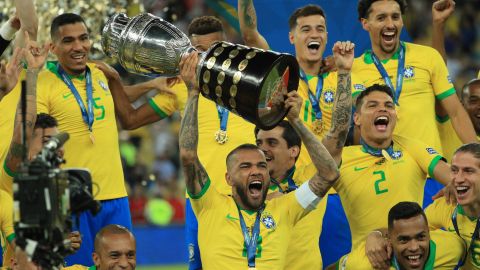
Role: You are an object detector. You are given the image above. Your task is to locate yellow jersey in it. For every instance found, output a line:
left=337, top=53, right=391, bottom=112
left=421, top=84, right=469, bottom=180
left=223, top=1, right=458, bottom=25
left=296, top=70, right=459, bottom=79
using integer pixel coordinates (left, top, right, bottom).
left=425, top=197, right=480, bottom=269
left=190, top=178, right=310, bottom=270
left=352, top=42, right=455, bottom=153
left=63, top=265, right=88, bottom=270
left=334, top=135, right=444, bottom=249
left=296, top=72, right=338, bottom=166
left=268, top=163, right=326, bottom=270
left=149, top=82, right=255, bottom=195
left=436, top=117, right=480, bottom=162
left=335, top=230, right=465, bottom=270
left=37, top=62, right=126, bottom=200
left=0, top=190, right=14, bottom=269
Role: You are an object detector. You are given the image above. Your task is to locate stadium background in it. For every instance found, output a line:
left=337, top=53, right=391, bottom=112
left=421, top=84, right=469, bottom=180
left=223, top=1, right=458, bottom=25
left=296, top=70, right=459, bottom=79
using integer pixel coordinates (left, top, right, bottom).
left=0, top=0, right=479, bottom=269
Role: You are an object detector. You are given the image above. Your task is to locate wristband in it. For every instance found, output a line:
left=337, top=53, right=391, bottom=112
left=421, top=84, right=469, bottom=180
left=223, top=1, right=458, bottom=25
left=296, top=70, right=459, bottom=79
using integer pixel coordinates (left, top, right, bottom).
left=0, top=19, right=18, bottom=41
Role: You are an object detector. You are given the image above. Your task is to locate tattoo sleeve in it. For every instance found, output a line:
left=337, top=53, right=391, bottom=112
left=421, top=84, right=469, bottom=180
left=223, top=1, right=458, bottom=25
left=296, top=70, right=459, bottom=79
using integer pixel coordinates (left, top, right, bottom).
left=290, top=118, right=339, bottom=197
left=179, top=93, right=210, bottom=196
left=240, top=0, right=257, bottom=29
left=323, top=70, right=352, bottom=163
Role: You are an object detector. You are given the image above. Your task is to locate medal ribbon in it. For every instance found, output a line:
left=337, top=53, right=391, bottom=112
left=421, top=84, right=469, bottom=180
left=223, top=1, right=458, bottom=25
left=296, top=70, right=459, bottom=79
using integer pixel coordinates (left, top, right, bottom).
left=270, top=166, right=298, bottom=193
left=451, top=206, right=480, bottom=269
left=217, top=105, right=229, bottom=132
left=57, top=64, right=94, bottom=131
left=370, top=42, right=405, bottom=105
left=299, top=69, right=324, bottom=120
left=238, top=206, right=263, bottom=268
left=360, top=138, right=395, bottom=160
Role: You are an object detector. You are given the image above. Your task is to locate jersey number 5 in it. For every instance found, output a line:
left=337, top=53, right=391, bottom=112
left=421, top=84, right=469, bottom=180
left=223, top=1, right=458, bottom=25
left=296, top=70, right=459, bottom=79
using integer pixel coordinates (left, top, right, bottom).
left=373, top=170, right=388, bottom=195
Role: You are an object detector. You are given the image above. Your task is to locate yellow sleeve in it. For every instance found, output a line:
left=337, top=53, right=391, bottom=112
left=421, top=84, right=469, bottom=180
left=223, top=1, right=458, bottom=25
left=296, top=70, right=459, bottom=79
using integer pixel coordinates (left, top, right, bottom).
left=0, top=163, right=14, bottom=195
left=394, top=135, right=445, bottom=177
left=63, top=265, right=88, bottom=270
left=0, top=190, right=15, bottom=243
left=429, top=48, right=456, bottom=100
left=147, top=81, right=188, bottom=118
left=189, top=177, right=223, bottom=216
left=424, top=198, right=453, bottom=231
left=335, top=244, right=376, bottom=270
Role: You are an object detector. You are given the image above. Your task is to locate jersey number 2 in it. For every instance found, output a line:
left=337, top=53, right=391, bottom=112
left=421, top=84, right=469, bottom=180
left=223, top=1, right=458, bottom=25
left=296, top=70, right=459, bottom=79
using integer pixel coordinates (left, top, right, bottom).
left=373, top=170, right=388, bottom=195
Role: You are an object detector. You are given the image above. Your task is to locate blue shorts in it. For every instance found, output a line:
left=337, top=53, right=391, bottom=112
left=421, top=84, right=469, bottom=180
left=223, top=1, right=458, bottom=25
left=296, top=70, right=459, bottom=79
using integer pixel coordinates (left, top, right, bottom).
left=64, top=197, right=132, bottom=266
left=423, top=177, right=444, bottom=208
left=185, top=198, right=202, bottom=270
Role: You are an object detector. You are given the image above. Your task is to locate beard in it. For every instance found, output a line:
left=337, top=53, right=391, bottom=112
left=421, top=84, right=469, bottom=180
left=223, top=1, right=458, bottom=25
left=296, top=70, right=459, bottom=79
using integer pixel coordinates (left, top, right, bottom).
left=234, top=183, right=268, bottom=211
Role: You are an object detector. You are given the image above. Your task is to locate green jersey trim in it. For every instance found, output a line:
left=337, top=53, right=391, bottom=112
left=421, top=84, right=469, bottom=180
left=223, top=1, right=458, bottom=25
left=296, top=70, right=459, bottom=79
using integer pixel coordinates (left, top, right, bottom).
left=187, top=177, right=211, bottom=199
left=436, top=87, right=456, bottom=101
left=428, top=155, right=444, bottom=178
left=148, top=98, right=168, bottom=119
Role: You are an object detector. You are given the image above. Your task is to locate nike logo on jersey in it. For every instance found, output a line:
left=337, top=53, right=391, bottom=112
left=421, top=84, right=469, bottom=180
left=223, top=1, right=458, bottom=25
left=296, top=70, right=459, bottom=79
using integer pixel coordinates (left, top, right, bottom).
left=226, top=214, right=239, bottom=221
left=354, top=166, right=368, bottom=171
left=62, top=92, right=72, bottom=99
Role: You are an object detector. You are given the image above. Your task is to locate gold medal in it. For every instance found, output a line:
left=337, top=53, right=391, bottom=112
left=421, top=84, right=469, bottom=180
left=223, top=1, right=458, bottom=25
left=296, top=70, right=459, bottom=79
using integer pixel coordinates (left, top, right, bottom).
left=89, top=131, right=95, bottom=144
left=214, top=130, right=228, bottom=144
left=312, top=119, right=324, bottom=135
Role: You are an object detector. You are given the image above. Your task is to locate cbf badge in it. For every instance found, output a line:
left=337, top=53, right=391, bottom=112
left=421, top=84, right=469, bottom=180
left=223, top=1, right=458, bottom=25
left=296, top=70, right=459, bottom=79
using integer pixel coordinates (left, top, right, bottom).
left=261, top=212, right=276, bottom=231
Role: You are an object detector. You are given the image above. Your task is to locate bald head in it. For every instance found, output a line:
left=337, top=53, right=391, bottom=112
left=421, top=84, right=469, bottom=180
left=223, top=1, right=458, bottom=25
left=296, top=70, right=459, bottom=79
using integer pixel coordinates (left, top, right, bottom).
left=93, top=225, right=136, bottom=270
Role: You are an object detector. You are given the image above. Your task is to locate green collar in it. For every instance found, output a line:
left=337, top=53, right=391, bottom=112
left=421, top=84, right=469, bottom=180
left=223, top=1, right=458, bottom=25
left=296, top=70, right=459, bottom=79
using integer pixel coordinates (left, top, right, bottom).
left=456, top=204, right=478, bottom=221
left=46, top=61, right=86, bottom=81
left=363, top=41, right=405, bottom=64
left=88, top=266, right=96, bottom=270
left=391, top=239, right=436, bottom=270
left=269, top=166, right=296, bottom=191
left=305, top=72, right=329, bottom=81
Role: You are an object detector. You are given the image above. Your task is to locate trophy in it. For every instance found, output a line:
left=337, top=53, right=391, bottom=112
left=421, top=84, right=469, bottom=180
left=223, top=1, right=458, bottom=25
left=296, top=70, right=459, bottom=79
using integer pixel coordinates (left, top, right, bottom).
left=102, top=13, right=299, bottom=130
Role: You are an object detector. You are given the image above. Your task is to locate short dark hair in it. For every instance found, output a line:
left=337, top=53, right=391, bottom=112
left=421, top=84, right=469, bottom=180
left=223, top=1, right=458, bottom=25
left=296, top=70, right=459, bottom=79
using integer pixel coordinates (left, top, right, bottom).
left=357, top=0, right=407, bottom=20
left=226, top=143, right=262, bottom=168
left=388, top=202, right=427, bottom=231
left=254, top=120, right=302, bottom=150
left=188, top=16, right=224, bottom=36
left=355, top=84, right=394, bottom=110
left=34, top=113, right=58, bottom=129
left=288, top=5, right=326, bottom=30
left=94, top=224, right=133, bottom=251
left=454, top=143, right=480, bottom=161
left=50, top=13, right=87, bottom=40
left=461, top=78, right=480, bottom=102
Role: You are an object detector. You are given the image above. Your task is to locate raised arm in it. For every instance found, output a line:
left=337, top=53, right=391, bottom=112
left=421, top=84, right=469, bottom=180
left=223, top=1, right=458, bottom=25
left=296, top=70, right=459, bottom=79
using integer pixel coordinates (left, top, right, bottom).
left=14, top=0, right=38, bottom=47
left=286, top=92, right=339, bottom=198
left=178, top=52, right=209, bottom=196
left=322, top=41, right=355, bottom=165
left=238, top=0, right=270, bottom=50
left=5, top=34, right=49, bottom=172
left=123, top=77, right=177, bottom=102
left=431, top=0, right=455, bottom=63
left=95, top=62, right=164, bottom=130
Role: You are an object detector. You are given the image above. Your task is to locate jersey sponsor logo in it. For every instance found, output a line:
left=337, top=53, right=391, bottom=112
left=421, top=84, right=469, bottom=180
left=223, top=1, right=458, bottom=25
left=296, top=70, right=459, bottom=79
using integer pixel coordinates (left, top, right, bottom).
left=62, top=92, right=72, bottom=99
left=354, top=84, right=366, bottom=91
left=354, top=166, right=368, bottom=171
left=226, top=213, right=239, bottom=221
left=99, top=80, right=108, bottom=91
left=426, top=148, right=438, bottom=155
left=403, top=66, right=415, bottom=79
left=260, top=212, right=276, bottom=230
left=391, top=150, right=403, bottom=160
left=323, top=90, right=335, bottom=104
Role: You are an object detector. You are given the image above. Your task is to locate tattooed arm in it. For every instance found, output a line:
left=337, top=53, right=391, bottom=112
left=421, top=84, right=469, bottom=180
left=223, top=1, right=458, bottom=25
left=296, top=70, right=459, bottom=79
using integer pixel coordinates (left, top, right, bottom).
left=238, top=0, right=269, bottom=50
left=286, top=92, right=339, bottom=198
left=5, top=36, right=48, bottom=172
left=178, top=52, right=210, bottom=196
left=322, top=41, right=355, bottom=165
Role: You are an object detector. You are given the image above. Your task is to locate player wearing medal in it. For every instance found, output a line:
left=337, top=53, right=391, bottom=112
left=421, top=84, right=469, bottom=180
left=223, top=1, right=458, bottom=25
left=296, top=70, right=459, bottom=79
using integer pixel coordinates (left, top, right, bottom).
left=254, top=40, right=353, bottom=270
left=99, top=16, right=255, bottom=270
left=327, top=202, right=466, bottom=270
left=178, top=46, right=339, bottom=269
left=36, top=13, right=131, bottom=266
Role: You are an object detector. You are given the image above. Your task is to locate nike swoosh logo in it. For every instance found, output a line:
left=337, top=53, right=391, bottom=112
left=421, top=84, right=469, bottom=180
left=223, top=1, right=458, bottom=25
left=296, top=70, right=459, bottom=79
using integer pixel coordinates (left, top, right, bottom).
left=226, top=214, right=239, bottom=221
left=354, top=166, right=368, bottom=171
left=63, top=92, right=72, bottom=99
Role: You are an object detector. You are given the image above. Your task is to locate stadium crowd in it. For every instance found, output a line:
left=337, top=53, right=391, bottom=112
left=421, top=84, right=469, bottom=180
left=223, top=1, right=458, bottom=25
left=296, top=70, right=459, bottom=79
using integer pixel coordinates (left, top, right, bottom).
left=0, top=0, right=480, bottom=269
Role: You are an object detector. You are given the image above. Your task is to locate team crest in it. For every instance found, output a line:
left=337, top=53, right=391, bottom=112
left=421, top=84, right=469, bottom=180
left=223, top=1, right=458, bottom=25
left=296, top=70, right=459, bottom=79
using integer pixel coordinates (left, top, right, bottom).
left=323, top=90, right=335, bottom=104
left=403, top=66, right=415, bottom=79
left=188, top=244, right=195, bottom=262
left=98, top=80, right=108, bottom=91
left=261, top=212, right=276, bottom=230
left=391, top=150, right=403, bottom=160
left=354, top=84, right=366, bottom=91
left=426, top=148, right=438, bottom=155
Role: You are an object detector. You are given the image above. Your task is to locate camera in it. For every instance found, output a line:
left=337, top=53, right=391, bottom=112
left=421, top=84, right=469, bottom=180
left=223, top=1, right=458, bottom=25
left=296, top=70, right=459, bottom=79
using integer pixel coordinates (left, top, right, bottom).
left=13, top=132, right=101, bottom=270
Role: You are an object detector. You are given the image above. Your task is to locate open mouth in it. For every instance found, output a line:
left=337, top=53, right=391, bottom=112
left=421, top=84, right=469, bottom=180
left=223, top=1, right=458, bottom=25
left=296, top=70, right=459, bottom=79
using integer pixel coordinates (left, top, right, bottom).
left=248, top=180, right=263, bottom=198
left=381, top=30, right=396, bottom=44
left=374, top=116, right=389, bottom=132
left=405, top=254, right=422, bottom=267
left=456, top=186, right=470, bottom=198
left=71, top=53, right=86, bottom=61
left=307, top=41, right=320, bottom=54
